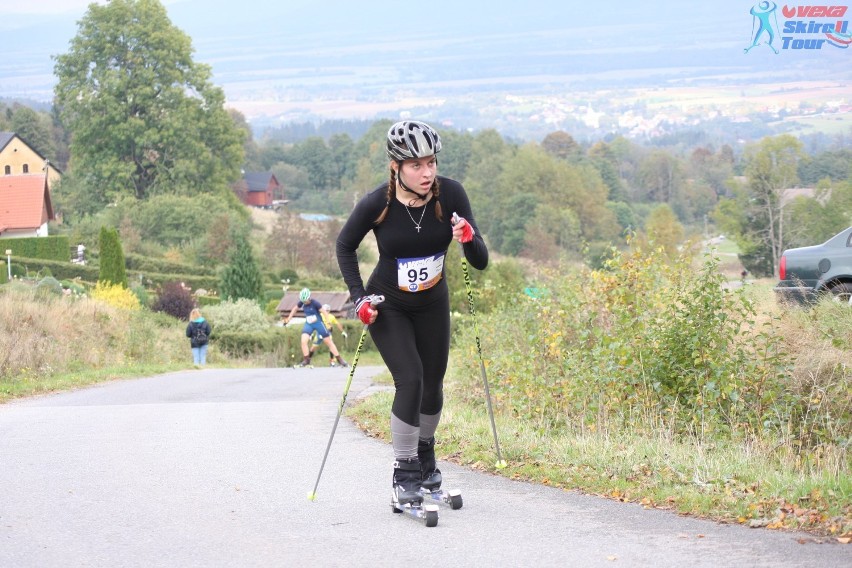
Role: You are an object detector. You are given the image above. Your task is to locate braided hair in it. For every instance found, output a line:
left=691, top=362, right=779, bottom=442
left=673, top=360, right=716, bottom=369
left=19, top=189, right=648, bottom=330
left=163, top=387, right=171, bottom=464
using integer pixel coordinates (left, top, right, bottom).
left=373, top=165, right=443, bottom=225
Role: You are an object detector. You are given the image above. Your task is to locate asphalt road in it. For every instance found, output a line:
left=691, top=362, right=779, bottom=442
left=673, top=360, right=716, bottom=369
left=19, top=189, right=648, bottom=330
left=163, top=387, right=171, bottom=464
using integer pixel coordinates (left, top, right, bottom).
left=0, top=367, right=848, bottom=568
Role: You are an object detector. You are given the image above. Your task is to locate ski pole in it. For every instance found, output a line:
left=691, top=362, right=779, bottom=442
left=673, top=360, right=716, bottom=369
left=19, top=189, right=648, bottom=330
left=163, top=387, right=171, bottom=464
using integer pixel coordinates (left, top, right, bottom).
left=308, top=295, right=384, bottom=501
left=452, top=213, right=507, bottom=470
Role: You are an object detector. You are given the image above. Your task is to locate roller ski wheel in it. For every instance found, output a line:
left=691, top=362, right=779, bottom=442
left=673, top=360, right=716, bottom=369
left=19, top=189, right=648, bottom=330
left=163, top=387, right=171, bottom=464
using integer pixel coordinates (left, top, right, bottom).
left=391, top=497, right=439, bottom=527
left=420, top=487, right=463, bottom=510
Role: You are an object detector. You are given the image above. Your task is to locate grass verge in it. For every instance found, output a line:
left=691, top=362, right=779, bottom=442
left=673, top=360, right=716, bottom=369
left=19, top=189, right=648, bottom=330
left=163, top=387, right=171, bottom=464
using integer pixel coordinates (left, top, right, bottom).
left=348, top=385, right=852, bottom=542
left=0, top=363, right=189, bottom=403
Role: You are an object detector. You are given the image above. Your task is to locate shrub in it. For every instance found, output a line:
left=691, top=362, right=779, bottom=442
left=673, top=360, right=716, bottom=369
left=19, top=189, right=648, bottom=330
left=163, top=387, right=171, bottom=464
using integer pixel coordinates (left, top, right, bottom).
left=150, top=281, right=196, bottom=320
left=35, top=276, right=64, bottom=297
left=205, top=298, right=269, bottom=333
left=130, top=284, right=150, bottom=308
left=91, top=281, right=141, bottom=310
left=60, top=279, right=86, bottom=296
left=265, top=298, right=281, bottom=316
left=454, top=245, right=793, bottom=443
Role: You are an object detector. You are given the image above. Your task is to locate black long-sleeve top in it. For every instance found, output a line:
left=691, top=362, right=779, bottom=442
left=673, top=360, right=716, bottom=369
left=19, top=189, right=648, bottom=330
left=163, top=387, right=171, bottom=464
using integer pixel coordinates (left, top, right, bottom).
left=336, top=176, right=488, bottom=306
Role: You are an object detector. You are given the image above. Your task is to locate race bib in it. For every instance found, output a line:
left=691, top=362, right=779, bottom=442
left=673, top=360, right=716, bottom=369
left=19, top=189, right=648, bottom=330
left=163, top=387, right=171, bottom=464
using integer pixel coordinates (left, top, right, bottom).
left=397, top=253, right=445, bottom=292
left=306, top=314, right=317, bottom=323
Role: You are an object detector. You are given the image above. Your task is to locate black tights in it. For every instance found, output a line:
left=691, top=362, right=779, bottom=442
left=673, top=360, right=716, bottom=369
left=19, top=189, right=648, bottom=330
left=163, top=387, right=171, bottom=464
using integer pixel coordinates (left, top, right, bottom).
left=368, top=290, right=450, bottom=427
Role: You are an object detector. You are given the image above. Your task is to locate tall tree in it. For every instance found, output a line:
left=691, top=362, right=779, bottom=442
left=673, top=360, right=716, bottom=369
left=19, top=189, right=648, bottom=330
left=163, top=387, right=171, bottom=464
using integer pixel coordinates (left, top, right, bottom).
left=742, top=135, right=804, bottom=277
left=98, top=226, right=128, bottom=288
left=219, top=231, right=263, bottom=302
left=53, top=0, right=244, bottom=207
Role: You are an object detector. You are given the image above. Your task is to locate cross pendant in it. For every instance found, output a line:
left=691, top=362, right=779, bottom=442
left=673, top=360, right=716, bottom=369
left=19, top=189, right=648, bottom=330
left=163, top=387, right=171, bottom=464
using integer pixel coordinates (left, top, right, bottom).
left=416, top=226, right=421, bottom=233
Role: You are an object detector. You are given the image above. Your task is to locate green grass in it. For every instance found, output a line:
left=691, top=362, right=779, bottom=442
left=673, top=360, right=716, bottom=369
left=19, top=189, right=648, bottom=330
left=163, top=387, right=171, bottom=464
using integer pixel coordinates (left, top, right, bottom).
left=348, top=386, right=852, bottom=538
left=0, top=363, right=189, bottom=403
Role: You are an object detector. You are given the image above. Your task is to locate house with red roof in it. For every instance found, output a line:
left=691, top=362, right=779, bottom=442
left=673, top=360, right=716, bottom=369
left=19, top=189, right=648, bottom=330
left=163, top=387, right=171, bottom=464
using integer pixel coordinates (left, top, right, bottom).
left=0, top=174, right=55, bottom=237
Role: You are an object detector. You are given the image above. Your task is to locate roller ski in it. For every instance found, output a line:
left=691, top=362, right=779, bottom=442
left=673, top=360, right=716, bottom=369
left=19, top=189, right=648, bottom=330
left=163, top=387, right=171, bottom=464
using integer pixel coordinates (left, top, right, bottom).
left=418, top=437, right=463, bottom=510
left=420, top=487, right=463, bottom=510
left=294, top=355, right=314, bottom=369
left=390, top=458, right=439, bottom=527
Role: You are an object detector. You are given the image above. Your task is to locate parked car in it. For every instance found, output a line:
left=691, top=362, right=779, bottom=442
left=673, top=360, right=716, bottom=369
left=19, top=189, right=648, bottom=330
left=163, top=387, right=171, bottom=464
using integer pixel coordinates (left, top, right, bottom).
left=774, top=226, right=852, bottom=306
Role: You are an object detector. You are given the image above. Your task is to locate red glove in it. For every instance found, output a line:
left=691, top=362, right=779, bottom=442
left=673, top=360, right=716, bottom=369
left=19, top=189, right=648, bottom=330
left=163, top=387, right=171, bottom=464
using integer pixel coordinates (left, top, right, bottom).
left=452, top=213, right=475, bottom=243
left=356, top=296, right=377, bottom=324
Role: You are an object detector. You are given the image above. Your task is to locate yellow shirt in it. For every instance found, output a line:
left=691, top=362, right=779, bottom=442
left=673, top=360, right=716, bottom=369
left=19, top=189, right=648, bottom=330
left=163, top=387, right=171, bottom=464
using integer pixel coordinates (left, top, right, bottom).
left=321, top=312, right=339, bottom=330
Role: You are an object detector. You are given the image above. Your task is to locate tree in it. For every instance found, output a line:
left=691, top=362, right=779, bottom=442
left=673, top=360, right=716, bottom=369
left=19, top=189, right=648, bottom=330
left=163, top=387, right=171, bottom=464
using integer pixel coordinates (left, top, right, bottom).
left=53, top=0, right=245, bottom=208
left=8, top=105, right=56, bottom=160
left=541, top=131, right=581, bottom=161
left=98, top=226, right=128, bottom=288
left=219, top=231, right=263, bottom=302
left=742, top=134, right=805, bottom=277
left=643, top=204, right=684, bottom=257
left=588, top=141, right=627, bottom=202
left=636, top=150, right=685, bottom=205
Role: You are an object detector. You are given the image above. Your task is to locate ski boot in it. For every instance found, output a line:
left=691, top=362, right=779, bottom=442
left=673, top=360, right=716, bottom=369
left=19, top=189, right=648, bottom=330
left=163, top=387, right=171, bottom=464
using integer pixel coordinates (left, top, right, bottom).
left=296, top=355, right=313, bottom=368
left=335, top=355, right=349, bottom=368
left=392, top=458, right=424, bottom=506
left=418, top=437, right=442, bottom=491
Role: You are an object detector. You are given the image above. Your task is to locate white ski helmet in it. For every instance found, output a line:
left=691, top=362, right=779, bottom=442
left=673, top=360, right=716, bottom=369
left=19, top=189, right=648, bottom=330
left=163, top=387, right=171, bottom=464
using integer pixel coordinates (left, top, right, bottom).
left=386, top=120, right=442, bottom=162
left=299, top=288, right=311, bottom=302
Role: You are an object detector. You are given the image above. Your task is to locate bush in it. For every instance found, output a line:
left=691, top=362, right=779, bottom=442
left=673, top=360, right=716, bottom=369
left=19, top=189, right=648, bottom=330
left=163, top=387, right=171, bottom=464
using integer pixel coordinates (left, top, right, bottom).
left=35, top=276, right=64, bottom=297
left=204, top=298, right=269, bottom=333
left=91, top=282, right=141, bottom=310
left=150, top=281, right=196, bottom=320
left=61, top=279, right=86, bottom=296
left=455, top=245, right=792, bottom=442
left=213, top=328, right=296, bottom=359
left=130, top=284, right=150, bottom=308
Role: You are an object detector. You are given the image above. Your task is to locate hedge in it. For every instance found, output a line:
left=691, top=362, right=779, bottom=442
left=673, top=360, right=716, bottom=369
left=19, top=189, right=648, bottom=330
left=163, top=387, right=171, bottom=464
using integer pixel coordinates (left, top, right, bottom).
left=213, top=323, right=378, bottom=360
left=124, top=253, right=218, bottom=277
left=0, top=235, right=70, bottom=261
left=7, top=257, right=220, bottom=291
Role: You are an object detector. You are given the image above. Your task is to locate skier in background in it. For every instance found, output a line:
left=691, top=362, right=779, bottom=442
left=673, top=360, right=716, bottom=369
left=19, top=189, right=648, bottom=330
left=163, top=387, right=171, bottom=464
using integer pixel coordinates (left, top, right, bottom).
left=284, top=288, right=347, bottom=367
left=308, top=304, right=348, bottom=366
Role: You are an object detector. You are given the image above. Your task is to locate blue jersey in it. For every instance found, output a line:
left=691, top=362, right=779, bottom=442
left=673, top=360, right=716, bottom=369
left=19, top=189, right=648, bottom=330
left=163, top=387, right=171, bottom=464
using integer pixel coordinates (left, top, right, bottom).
left=300, top=299, right=329, bottom=338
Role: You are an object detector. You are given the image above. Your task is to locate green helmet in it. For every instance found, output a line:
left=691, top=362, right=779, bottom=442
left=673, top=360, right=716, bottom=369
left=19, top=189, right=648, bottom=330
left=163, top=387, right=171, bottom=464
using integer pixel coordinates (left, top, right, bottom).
left=299, top=288, right=311, bottom=302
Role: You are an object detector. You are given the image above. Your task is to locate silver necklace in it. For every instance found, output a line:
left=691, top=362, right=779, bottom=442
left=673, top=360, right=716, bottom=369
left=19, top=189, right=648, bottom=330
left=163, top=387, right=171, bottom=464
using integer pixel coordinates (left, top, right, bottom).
left=404, top=202, right=427, bottom=233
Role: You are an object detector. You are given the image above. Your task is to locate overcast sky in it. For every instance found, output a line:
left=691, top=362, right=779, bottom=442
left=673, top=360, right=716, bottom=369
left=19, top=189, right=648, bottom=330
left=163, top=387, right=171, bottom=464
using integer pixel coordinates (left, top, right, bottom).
left=0, top=0, right=183, bottom=15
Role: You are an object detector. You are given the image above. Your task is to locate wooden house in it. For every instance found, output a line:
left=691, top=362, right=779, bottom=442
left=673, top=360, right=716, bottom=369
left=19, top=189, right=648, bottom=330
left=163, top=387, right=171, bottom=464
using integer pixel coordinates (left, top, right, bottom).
left=232, top=172, right=281, bottom=208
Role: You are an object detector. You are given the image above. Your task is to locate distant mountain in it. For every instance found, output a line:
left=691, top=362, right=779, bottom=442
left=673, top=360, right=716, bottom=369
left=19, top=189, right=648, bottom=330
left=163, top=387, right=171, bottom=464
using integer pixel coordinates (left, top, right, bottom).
left=2, top=0, right=850, bottom=140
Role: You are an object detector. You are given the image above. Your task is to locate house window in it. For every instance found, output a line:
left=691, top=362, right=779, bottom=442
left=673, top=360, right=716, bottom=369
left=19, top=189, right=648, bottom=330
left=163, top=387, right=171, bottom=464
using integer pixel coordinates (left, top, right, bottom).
left=23, top=164, right=29, bottom=173
left=3, top=165, right=9, bottom=175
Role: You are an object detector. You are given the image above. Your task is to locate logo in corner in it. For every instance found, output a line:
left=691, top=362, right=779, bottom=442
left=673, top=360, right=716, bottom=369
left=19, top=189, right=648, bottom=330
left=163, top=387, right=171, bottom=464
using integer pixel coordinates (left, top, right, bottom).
left=745, top=1, right=781, bottom=53
left=746, top=3, right=851, bottom=53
